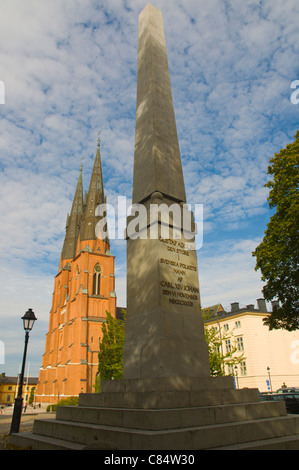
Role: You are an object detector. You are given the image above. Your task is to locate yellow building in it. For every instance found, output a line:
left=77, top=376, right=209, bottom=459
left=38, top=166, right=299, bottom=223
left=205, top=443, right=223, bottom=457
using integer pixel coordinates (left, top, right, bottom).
left=0, top=373, right=38, bottom=406
left=204, top=299, right=299, bottom=392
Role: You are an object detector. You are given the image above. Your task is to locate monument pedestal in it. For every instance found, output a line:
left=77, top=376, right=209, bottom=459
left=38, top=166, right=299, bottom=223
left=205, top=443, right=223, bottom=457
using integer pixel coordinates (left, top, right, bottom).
left=99, top=375, right=234, bottom=409
left=123, top=198, right=210, bottom=380
left=10, top=377, right=299, bottom=450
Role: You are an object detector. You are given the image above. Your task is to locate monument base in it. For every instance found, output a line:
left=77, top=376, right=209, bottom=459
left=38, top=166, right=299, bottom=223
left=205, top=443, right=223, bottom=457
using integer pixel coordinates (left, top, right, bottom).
left=97, top=375, right=234, bottom=409
left=10, top=376, right=299, bottom=450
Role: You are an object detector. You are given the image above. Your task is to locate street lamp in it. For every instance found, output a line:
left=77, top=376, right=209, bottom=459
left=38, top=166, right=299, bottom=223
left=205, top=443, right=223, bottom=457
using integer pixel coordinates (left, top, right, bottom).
left=10, top=308, right=37, bottom=434
left=267, top=366, right=273, bottom=392
left=234, top=365, right=239, bottom=389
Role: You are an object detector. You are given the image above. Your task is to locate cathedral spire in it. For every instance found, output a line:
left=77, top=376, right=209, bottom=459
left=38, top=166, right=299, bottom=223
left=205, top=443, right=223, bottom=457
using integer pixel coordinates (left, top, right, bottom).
left=61, top=165, right=83, bottom=261
left=80, top=138, right=106, bottom=242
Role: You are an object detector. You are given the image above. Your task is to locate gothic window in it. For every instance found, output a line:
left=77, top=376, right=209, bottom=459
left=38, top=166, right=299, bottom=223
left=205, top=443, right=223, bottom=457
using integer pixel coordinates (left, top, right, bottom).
left=93, top=264, right=101, bottom=295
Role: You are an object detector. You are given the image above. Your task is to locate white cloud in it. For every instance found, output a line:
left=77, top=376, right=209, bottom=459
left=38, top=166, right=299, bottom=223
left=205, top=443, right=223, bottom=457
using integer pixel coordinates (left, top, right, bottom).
left=198, top=237, right=266, bottom=309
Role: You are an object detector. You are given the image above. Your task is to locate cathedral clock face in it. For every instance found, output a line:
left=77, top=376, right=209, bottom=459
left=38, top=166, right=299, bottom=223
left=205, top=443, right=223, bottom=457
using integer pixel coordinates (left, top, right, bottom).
left=94, top=265, right=101, bottom=273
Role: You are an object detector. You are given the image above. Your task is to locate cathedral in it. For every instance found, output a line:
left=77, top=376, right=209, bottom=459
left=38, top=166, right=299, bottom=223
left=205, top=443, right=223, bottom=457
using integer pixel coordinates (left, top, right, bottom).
left=36, top=138, right=116, bottom=404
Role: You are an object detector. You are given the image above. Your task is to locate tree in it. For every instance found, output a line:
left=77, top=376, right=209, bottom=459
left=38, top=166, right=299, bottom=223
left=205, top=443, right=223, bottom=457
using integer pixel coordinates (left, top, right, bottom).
left=96, top=311, right=126, bottom=390
left=28, top=387, right=35, bottom=405
left=252, top=131, right=299, bottom=331
left=201, top=306, right=244, bottom=376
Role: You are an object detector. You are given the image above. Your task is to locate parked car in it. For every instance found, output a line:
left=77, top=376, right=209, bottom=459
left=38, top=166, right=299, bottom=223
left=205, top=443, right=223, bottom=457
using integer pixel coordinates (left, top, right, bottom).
left=260, top=392, right=299, bottom=414
left=276, top=387, right=299, bottom=394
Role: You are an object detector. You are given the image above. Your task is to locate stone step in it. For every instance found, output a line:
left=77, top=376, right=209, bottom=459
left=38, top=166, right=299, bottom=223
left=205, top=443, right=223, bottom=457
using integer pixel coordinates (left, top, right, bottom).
left=100, top=375, right=234, bottom=393
left=20, top=414, right=299, bottom=450
left=11, top=428, right=299, bottom=451
left=212, top=434, right=299, bottom=450
left=78, top=387, right=261, bottom=409
left=56, top=400, right=287, bottom=431
left=10, top=431, right=84, bottom=450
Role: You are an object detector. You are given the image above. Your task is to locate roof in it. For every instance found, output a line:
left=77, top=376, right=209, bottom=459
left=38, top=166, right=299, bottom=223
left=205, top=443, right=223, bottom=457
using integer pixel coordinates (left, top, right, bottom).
left=203, top=307, right=268, bottom=324
left=0, top=374, right=38, bottom=385
left=201, top=304, right=225, bottom=317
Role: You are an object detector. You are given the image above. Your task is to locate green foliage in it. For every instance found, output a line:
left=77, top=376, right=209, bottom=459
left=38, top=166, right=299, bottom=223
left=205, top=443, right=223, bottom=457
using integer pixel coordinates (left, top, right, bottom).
left=28, top=387, right=35, bottom=405
left=56, top=396, right=79, bottom=407
left=201, top=307, right=244, bottom=376
left=46, top=396, right=78, bottom=412
left=46, top=404, right=55, bottom=412
left=253, top=131, right=299, bottom=330
left=97, top=310, right=126, bottom=387
left=94, top=372, right=101, bottom=393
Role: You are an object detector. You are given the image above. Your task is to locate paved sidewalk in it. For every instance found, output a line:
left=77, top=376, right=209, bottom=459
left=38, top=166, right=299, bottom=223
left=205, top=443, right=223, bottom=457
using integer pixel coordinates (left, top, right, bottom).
left=0, top=412, right=56, bottom=449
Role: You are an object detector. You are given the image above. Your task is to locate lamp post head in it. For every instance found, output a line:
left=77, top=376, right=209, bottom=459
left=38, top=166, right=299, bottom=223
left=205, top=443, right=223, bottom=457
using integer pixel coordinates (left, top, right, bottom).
left=22, top=308, right=37, bottom=332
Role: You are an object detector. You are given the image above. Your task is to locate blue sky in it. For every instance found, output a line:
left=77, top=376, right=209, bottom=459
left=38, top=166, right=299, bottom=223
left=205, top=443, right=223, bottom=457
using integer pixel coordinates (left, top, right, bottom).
left=0, top=0, right=299, bottom=376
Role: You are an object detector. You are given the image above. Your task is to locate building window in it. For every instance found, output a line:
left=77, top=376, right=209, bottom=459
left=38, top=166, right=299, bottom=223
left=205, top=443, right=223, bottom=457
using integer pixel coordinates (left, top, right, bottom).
left=235, top=320, right=241, bottom=328
left=93, top=264, right=101, bottom=295
left=237, top=336, right=244, bottom=351
left=240, top=361, right=247, bottom=376
left=225, top=339, right=231, bottom=353
left=223, top=324, right=229, bottom=332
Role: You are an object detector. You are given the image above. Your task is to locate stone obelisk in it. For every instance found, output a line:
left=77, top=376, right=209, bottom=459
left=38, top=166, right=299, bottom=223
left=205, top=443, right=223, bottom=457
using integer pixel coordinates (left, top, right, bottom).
left=132, top=4, right=186, bottom=205
left=122, top=3, right=210, bottom=381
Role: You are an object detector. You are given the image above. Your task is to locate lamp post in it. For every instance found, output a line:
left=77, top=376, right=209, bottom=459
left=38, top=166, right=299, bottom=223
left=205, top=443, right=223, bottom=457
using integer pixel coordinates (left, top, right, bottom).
left=10, top=308, right=37, bottom=434
left=267, top=366, right=273, bottom=392
left=234, top=365, right=239, bottom=389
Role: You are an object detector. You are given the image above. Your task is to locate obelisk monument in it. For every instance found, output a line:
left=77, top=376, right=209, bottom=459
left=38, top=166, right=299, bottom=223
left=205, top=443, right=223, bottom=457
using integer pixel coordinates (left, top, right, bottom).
left=122, top=3, right=210, bottom=381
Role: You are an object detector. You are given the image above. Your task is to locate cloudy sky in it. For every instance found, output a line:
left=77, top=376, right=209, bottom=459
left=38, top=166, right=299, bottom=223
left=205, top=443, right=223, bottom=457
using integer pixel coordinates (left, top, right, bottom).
left=0, top=0, right=298, bottom=376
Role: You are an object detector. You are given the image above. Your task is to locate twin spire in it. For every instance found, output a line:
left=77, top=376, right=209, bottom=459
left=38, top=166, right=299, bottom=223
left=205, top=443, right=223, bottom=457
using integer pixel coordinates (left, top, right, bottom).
left=60, top=137, right=107, bottom=262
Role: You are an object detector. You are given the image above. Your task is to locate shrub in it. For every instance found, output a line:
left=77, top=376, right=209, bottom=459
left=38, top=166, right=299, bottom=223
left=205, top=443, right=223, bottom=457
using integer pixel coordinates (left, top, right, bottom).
left=46, top=396, right=79, bottom=412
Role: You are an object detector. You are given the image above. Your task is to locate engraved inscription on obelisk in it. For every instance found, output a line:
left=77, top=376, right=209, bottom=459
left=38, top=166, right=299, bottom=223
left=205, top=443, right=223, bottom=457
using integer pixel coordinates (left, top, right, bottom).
left=122, top=4, right=210, bottom=380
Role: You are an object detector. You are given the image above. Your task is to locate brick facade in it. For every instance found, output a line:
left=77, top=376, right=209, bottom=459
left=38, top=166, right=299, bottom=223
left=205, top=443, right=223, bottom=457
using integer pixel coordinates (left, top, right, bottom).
left=36, top=142, right=116, bottom=404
